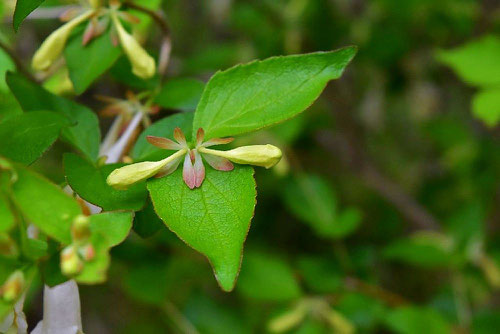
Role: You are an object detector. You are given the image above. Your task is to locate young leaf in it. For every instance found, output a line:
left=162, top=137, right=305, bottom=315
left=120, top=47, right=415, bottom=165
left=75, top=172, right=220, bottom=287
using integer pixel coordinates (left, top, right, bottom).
left=65, top=29, right=122, bottom=94
left=384, top=307, right=451, bottom=334
left=237, top=251, right=302, bottom=301
left=133, top=199, right=163, bottom=238
left=192, top=47, right=357, bottom=139
left=132, top=112, right=194, bottom=161
left=11, top=165, right=81, bottom=244
left=154, top=78, right=205, bottom=112
left=0, top=111, right=69, bottom=165
left=283, top=174, right=360, bottom=239
left=437, top=35, right=500, bottom=87
left=472, top=87, right=500, bottom=127
left=64, top=153, right=147, bottom=211
left=147, top=166, right=256, bottom=292
left=6, top=72, right=101, bottom=160
left=13, top=0, right=45, bottom=31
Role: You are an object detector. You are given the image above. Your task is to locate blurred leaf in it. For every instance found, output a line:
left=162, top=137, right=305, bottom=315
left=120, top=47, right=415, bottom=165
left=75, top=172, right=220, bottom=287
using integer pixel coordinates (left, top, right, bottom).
left=154, top=78, right=205, bottom=112
left=192, top=47, right=357, bottom=139
left=437, top=35, right=500, bottom=87
left=110, top=56, right=160, bottom=90
left=0, top=111, right=69, bottom=165
left=472, top=87, right=500, bottom=127
left=184, top=295, right=251, bottom=334
left=472, top=310, right=500, bottom=334
left=336, top=293, right=386, bottom=331
left=132, top=112, right=193, bottom=161
left=65, top=29, right=122, bottom=94
left=297, top=256, right=342, bottom=293
left=0, top=49, right=15, bottom=92
left=132, top=199, right=163, bottom=238
left=13, top=0, right=44, bottom=31
left=6, top=72, right=101, bottom=160
left=148, top=166, right=256, bottom=292
left=384, top=307, right=451, bottom=334
left=237, top=251, right=301, bottom=301
left=11, top=165, right=81, bottom=244
left=123, top=262, right=169, bottom=305
left=383, top=233, right=453, bottom=268
left=0, top=193, right=15, bottom=232
left=284, top=174, right=360, bottom=239
left=64, top=153, right=147, bottom=211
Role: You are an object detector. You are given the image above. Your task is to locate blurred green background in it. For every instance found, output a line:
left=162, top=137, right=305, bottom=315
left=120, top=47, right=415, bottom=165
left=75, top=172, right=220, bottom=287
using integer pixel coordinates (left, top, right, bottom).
left=1, top=0, right=499, bottom=333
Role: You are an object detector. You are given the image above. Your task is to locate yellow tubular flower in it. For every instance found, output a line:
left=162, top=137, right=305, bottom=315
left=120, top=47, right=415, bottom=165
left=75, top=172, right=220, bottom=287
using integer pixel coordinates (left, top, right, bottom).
left=32, top=10, right=95, bottom=71
left=198, top=144, right=282, bottom=169
left=111, top=13, right=156, bottom=79
left=107, top=149, right=187, bottom=189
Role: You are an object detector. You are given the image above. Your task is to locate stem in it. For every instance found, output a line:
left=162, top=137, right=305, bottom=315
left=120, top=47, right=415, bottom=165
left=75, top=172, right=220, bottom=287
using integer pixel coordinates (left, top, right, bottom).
left=452, top=272, right=471, bottom=330
left=344, top=277, right=408, bottom=307
left=163, top=301, right=200, bottom=334
left=0, top=40, right=38, bottom=83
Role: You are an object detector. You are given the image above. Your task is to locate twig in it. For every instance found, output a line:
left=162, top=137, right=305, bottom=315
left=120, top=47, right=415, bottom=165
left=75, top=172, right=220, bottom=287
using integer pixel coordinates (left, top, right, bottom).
left=163, top=301, right=200, bottom=334
left=344, top=277, right=408, bottom=307
left=317, top=84, right=441, bottom=231
left=0, top=40, right=38, bottom=83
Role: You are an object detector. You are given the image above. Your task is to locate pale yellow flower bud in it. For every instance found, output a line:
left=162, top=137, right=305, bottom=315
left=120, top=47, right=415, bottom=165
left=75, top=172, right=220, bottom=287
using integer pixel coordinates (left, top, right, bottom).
left=60, top=246, right=84, bottom=277
left=71, top=215, right=91, bottom=243
left=107, top=149, right=186, bottom=189
left=199, top=144, right=282, bottom=169
left=32, top=10, right=95, bottom=71
left=88, top=0, right=101, bottom=9
left=111, top=13, right=156, bottom=79
left=0, top=271, right=25, bottom=303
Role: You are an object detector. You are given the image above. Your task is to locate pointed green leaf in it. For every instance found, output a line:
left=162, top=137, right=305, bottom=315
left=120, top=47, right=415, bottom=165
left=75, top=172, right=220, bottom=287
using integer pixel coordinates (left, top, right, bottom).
left=10, top=166, right=81, bottom=244
left=65, top=30, right=122, bottom=94
left=0, top=111, right=69, bottom=164
left=147, top=166, right=256, bottom=291
left=89, top=211, right=134, bottom=248
left=192, top=47, right=357, bottom=139
left=64, top=153, right=147, bottom=211
left=13, top=0, right=45, bottom=31
left=6, top=72, right=101, bottom=160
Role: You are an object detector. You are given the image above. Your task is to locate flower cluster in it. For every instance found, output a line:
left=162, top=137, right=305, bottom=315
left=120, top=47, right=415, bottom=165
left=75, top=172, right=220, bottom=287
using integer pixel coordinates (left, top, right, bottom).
left=107, top=127, right=282, bottom=189
left=32, top=0, right=156, bottom=79
left=60, top=216, right=95, bottom=277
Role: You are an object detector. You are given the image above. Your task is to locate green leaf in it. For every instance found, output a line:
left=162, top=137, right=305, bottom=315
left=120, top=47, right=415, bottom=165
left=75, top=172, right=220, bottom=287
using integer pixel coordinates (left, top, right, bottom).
left=192, top=47, right=357, bottom=139
left=0, top=49, right=15, bottom=92
left=237, top=251, right=301, bottom=301
left=472, top=87, right=500, bottom=127
left=283, top=174, right=360, bottom=239
left=383, top=233, right=453, bottom=268
left=89, top=211, right=134, bottom=248
left=297, top=256, right=342, bottom=294
left=133, top=199, right=163, bottom=238
left=110, top=56, right=160, bottom=90
left=0, top=193, right=15, bottom=232
left=154, top=78, right=205, bottom=111
left=10, top=165, right=81, bottom=244
left=13, top=0, right=45, bottom=31
left=75, top=233, right=110, bottom=284
left=6, top=72, right=101, bottom=160
left=437, top=35, right=500, bottom=87
left=65, top=29, right=122, bottom=94
left=64, top=153, right=147, bottom=211
left=147, top=166, right=256, bottom=292
left=384, top=307, right=451, bottom=334
left=132, top=112, right=194, bottom=161
left=0, top=111, right=69, bottom=165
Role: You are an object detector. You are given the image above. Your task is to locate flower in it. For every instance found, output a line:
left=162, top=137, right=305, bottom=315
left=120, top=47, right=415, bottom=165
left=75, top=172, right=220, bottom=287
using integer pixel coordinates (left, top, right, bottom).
left=107, top=127, right=282, bottom=190
left=0, top=271, right=25, bottom=303
left=32, top=10, right=96, bottom=71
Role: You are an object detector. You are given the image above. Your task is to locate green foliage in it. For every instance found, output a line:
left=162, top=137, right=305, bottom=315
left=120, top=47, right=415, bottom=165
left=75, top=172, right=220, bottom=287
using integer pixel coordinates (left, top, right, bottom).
left=154, top=78, right=205, bottom=111
left=437, top=35, right=500, bottom=126
left=384, top=307, right=451, bottom=334
left=0, top=111, right=69, bottom=164
left=6, top=73, right=100, bottom=160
